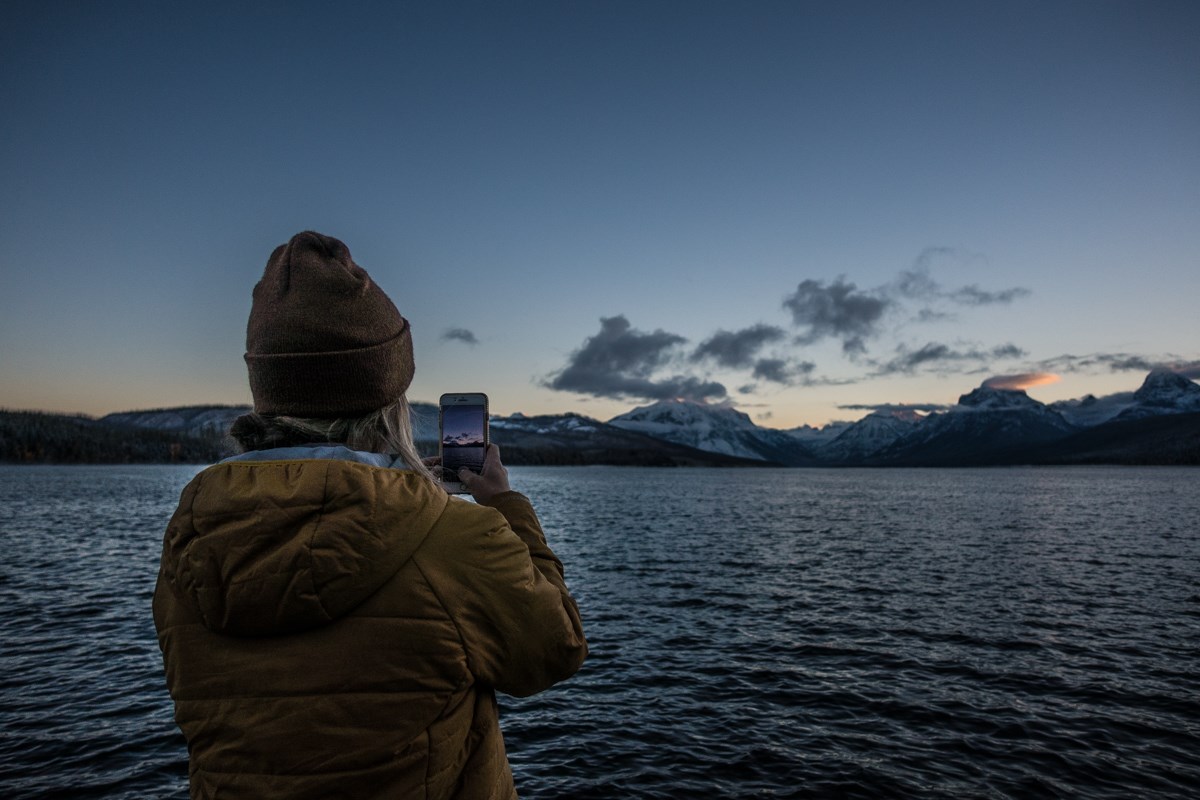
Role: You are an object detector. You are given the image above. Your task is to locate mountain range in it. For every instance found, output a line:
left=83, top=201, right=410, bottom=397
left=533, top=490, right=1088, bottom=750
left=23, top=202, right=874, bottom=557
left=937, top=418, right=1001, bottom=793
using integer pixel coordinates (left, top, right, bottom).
left=600, top=369, right=1199, bottom=467
left=4, top=370, right=1197, bottom=466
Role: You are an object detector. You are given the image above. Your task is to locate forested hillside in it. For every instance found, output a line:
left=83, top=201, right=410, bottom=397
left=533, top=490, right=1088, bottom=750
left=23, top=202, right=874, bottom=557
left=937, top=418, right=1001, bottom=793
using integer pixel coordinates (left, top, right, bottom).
left=0, top=410, right=228, bottom=464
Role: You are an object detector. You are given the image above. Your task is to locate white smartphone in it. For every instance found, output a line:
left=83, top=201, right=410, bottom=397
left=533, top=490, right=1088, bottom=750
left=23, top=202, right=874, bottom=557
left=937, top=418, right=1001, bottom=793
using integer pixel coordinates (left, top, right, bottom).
left=438, top=393, right=489, bottom=494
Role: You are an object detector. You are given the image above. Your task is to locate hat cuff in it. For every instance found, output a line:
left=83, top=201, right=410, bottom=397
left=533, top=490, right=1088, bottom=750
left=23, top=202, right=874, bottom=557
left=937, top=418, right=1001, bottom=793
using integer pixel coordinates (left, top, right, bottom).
left=245, top=326, right=414, bottom=417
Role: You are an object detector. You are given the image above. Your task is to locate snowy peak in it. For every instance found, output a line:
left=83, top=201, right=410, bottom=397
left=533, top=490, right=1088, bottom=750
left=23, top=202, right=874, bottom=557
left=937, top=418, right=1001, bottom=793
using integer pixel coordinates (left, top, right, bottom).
left=818, top=409, right=923, bottom=461
left=611, top=399, right=758, bottom=431
left=956, top=386, right=1043, bottom=411
left=1132, top=369, right=1200, bottom=409
left=609, top=399, right=812, bottom=465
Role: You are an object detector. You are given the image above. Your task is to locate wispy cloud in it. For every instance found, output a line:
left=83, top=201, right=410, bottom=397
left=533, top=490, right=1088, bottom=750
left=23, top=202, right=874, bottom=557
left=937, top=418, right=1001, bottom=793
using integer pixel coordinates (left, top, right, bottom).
left=1035, top=353, right=1200, bottom=381
left=895, top=247, right=1030, bottom=308
left=838, top=402, right=951, bottom=413
left=950, top=285, right=1032, bottom=306
left=441, top=327, right=479, bottom=346
left=544, top=315, right=726, bottom=402
left=1039, top=352, right=1170, bottom=374
left=873, top=341, right=1026, bottom=375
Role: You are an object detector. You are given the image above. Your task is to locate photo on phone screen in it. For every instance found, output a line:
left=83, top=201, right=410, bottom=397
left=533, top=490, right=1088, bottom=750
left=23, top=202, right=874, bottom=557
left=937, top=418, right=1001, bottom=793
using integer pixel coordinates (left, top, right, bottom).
left=439, top=394, right=488, bottom=491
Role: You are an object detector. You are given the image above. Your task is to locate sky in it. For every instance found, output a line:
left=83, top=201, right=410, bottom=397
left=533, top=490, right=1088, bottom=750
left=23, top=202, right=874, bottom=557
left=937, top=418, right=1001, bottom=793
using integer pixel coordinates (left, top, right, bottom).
left=1, top=0, right=1197, bottom=428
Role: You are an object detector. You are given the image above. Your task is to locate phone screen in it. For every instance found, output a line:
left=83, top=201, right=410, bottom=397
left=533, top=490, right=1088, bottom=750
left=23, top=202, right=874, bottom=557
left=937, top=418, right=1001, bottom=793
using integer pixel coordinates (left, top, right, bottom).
left=440, top=402, right=487, bottom=478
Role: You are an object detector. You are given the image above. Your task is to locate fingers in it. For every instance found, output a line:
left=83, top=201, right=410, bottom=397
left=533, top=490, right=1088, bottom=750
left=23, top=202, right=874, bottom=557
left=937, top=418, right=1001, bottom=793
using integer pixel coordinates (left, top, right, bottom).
left=422, top=456, right=442, bottom=468
left=455, top=445, right=511, bottom=502
left=457, top=466, right=477, bottom=487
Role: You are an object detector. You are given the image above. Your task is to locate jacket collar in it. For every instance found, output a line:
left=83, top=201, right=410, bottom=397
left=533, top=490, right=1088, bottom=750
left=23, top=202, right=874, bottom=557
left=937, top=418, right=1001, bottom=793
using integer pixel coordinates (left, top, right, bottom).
left=220, top=444, right=407, bottom=469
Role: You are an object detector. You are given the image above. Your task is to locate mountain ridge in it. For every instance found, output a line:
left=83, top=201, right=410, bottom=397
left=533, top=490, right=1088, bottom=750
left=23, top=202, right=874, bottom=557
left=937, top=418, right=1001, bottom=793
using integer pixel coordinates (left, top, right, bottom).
left=4, top=370, right=1196, bottom=465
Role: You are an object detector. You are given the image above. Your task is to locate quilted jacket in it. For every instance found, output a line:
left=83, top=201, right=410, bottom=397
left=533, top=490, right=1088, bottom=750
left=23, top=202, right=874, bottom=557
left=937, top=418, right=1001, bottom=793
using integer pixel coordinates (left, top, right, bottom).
left=153, top=446, right=587, bottom=799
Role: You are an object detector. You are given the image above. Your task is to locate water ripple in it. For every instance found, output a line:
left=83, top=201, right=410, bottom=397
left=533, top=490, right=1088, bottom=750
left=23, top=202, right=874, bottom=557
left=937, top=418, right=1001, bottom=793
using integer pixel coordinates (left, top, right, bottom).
left=2, top=465, right=1198, bottom=798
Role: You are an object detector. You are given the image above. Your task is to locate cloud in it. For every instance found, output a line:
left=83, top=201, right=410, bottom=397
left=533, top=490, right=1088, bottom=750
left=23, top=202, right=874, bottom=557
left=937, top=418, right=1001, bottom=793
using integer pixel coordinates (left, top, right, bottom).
left=783, top=277, right=891, bottom=355
left=780, top=249, right=1030, bottom=360
left=1039, top=352, right=1167, bottom=374
left=982, top=372, right=1062, bottom=390
left=752, top=358, right=816, bottom=385
left=691, top=324, right=786, bottom=368
left=544, top=315, right=726, bottom=401
left=1171, top=361, right=1200, bottom=380
left=916, top=308, right=957, bottom=323
left=894, top=247, right=1030, bottom=308
left=838, top=402, right=951, bottom=413
left=990, top=343, right=1025, bottom=359
left=441, top=327, right=479, bottom=346
left=875, top=341, right=1026, bottom=375
left=950, top=285, right=1032, bottom=306
left=1036, top=353, right=1200, bottom=381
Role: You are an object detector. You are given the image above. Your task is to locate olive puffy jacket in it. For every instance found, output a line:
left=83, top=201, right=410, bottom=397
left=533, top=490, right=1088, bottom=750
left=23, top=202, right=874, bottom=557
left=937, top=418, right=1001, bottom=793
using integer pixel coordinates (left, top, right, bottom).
left=153, top=447, right=587, bottom=799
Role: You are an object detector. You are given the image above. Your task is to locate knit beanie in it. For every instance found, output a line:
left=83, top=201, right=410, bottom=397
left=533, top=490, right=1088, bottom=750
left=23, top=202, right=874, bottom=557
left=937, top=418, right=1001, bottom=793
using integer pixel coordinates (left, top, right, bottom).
left=244, top=231, right=415, bottom=417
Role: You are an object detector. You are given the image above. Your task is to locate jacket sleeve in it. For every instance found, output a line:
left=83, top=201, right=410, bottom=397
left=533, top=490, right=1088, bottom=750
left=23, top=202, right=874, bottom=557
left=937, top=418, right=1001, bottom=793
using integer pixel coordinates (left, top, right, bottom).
left=419, top=491, right=587, bottom=697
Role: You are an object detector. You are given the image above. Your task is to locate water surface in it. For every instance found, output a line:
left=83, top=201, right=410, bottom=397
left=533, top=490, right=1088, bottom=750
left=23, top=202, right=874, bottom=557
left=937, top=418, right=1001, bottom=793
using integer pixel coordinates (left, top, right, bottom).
left=1, top=465, right=1197, bottom=798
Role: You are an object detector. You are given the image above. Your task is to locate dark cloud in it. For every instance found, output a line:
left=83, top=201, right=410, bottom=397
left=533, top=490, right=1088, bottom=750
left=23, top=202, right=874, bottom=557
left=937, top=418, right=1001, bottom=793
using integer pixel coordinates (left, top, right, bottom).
left=990, top=343, right=1025, bottom=359
left=875, top=341, right=1026, bottom=375
left=691, top=324, right=786, bottom=368
left=752, top=358, right=816, bottom=385
left=783, top=278, right=890, bottom=355
left=441, top=327, right=479, bottom=346
left=544, top=315, right=726, bottom=401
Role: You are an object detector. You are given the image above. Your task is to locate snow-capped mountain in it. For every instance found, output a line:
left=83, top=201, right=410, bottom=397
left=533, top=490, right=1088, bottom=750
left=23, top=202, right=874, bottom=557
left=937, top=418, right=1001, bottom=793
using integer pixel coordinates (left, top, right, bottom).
left=77, top=369, right=1197, bottom=467
left=815, top=409, right=923, bottom=462
left=608, top=399, right=814, bottom=465
left=784, top=421, right=852, bottom=446
left=872, top=385, right=1074, bottom=465
left=1116, top=369, right=1200, bottom=420
left=1049, top=393, right=1133, bottom=427
left=1050, top=369, right=1200, bottom=426
left=485, top=410, right=772, bottom=466
left=490, top=413, right=600, bottom=436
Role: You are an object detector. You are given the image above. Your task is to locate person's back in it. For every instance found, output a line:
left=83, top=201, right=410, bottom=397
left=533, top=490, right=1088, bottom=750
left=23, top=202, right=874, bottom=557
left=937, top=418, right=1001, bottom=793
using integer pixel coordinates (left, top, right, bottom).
left=153, top=232, right=587, bottom=799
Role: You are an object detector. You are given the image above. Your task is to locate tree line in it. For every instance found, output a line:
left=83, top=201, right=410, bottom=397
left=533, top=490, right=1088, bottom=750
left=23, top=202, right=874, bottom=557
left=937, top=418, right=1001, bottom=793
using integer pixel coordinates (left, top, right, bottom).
left=0, top=411, right=229, bottom=464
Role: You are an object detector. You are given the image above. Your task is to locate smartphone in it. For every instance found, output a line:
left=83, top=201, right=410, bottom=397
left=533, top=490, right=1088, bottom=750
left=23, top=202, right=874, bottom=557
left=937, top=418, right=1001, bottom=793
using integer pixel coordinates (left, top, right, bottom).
left=438, top=393, right=489, bottom=494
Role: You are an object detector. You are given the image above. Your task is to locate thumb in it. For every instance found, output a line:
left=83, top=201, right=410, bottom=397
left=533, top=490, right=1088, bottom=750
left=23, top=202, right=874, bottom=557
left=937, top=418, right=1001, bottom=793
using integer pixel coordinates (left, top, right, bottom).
left=457, top=467, right=476, bottom=487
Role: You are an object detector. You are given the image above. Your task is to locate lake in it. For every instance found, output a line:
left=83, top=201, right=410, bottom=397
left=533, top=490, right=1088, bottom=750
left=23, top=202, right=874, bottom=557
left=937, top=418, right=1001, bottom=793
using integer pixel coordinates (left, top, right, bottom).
left=1, top=464, right=1197, bottom=798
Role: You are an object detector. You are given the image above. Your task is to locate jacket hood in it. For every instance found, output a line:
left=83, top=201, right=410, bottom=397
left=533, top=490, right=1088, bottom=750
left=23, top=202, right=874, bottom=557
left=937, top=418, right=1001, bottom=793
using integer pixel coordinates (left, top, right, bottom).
left=160, top=448, right=447, bottom=636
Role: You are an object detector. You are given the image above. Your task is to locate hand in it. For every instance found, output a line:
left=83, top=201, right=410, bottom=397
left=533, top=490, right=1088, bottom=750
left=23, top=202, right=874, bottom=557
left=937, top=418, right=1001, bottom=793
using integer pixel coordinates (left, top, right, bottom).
left=457, top=444, right=511, bottom=504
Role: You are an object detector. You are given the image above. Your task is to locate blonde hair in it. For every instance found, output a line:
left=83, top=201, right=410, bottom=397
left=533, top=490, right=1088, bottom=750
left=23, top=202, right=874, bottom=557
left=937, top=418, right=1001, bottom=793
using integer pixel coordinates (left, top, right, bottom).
left=230, top=395, right=437, bottom=483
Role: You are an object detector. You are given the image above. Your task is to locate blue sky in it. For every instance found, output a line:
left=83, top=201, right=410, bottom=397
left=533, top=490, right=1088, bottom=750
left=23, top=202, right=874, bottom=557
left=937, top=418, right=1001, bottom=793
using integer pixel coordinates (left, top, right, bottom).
left=2, top=0, right=1197, bottom=427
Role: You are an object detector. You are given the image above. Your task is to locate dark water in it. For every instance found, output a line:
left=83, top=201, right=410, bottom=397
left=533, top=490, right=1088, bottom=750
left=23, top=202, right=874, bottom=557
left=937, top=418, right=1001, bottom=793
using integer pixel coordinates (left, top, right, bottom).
left=1, top=465, right=1198, bottom=799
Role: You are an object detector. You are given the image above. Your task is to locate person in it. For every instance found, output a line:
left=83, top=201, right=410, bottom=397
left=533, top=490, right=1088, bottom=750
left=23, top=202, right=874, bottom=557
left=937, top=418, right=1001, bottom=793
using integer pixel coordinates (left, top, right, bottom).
left=153, top=231, right=587, bottom=799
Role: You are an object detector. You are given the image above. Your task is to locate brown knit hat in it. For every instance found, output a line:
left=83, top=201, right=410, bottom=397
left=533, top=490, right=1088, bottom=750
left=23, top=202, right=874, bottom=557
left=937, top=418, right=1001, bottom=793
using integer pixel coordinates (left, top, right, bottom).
left=244, top=231, right=415, bottom=417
